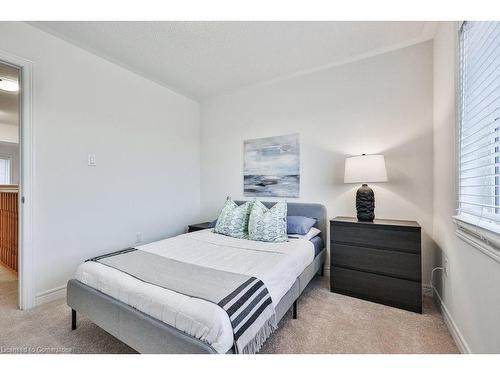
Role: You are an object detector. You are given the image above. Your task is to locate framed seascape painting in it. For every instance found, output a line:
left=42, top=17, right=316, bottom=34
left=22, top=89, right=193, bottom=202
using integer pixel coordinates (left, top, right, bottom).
left=244, top=133, right=300, bottom=198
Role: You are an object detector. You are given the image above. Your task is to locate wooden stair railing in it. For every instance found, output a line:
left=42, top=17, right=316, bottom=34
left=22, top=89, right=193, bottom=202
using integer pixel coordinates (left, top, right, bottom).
left=0, top=186, right=18, bottom=273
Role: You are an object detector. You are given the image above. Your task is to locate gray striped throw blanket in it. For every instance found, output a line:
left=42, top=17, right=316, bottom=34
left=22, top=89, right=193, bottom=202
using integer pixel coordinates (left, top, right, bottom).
left=88, top=248, right=277, bottom=354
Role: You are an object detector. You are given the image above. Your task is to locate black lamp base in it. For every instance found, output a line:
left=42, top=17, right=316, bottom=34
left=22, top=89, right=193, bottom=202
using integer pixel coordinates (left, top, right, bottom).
left=356, top=184, right=375, bottom=221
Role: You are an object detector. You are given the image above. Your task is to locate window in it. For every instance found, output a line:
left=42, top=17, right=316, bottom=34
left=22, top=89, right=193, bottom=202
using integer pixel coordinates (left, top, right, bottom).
left=0, top=156, right=11, bottom=184
left=457, top=21, right=500, bottom=236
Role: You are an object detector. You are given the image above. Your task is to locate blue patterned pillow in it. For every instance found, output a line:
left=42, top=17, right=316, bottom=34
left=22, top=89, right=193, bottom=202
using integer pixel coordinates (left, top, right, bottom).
left=214, top=198, right=253, bottom=239
left=248, top=200, right=288, bottom=242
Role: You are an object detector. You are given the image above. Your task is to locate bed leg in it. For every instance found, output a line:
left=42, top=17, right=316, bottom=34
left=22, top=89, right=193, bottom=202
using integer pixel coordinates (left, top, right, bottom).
left=71, top=309, right=77, bottom=330
left=293, top=300, right=297, bottom=319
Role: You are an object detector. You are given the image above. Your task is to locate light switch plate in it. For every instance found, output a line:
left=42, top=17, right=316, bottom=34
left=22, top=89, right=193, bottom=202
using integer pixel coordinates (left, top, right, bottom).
left=88, top=154, right=96, bottom=166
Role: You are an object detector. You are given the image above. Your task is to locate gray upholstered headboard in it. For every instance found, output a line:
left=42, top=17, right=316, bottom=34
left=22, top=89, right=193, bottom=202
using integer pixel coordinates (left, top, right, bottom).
left=235, top=200, right=327, bottom=245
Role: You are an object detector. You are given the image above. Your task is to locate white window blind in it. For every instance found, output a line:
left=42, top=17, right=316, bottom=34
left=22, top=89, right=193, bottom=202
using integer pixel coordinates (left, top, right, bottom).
left=458, top=21, right=500, bottom=234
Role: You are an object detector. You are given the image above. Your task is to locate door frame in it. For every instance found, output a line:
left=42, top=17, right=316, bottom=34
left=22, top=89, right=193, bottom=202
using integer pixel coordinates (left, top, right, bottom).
left=0, top=49, right=35, bottom=310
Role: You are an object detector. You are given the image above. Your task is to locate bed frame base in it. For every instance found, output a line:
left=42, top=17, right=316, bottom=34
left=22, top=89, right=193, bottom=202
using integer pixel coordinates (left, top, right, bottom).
left=67, top=249, right=325, bottom=353
left=68, top=201, right=327, bottom=353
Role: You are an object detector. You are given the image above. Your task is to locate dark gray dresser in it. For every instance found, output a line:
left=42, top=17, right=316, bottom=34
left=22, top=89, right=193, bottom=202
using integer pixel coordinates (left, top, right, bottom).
left=330, top=217, right=422, bottom=313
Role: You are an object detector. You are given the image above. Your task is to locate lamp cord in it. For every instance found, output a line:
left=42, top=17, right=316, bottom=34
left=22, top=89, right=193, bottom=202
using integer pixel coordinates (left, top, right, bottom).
left=430, top=266, right=444, bottom=294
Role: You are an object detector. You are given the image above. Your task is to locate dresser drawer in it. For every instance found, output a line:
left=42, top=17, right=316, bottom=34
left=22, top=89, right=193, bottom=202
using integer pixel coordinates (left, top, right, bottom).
left=331, top=243, right=421, bottom=281
left=331, top=224, right=420, bottom=253
left=331, top=267, right=422, bottom=313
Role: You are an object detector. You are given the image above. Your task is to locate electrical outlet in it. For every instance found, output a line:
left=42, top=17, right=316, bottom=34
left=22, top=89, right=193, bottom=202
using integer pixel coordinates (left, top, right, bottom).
left=135, top=232, right=143, bottom=244
left=443, top=255, right=450, bottom=277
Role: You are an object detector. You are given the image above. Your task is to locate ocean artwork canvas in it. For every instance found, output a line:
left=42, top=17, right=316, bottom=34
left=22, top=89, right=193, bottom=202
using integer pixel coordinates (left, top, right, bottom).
left=244, top=133, right=300, bottom=198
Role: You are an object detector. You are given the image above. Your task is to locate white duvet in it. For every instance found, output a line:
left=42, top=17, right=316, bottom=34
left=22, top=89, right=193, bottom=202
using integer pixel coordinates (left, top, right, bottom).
left=75, top=229, right=314, bottom=353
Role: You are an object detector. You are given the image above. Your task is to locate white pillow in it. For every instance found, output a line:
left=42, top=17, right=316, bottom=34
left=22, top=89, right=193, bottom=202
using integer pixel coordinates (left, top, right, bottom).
left=288, top=227, right=321, bottom=240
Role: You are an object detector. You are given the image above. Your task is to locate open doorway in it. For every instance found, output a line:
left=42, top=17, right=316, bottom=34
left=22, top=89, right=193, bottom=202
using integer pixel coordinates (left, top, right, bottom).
left=0, top=61, right=20, bottom=309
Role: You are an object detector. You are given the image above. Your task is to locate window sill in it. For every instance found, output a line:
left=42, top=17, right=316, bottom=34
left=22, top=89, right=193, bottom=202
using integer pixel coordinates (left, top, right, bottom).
left=453, top=215, right=500, bottom=263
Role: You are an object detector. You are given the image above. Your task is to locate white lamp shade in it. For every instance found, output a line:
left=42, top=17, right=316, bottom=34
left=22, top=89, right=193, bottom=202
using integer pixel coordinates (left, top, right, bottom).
left=344, top=154, right=388, bottom=183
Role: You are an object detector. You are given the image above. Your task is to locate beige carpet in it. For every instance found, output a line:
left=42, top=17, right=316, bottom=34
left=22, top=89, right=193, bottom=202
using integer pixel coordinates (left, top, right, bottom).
left=0, top=268, right=458, bottom=354
left=0, top=264, right=17, bottom=283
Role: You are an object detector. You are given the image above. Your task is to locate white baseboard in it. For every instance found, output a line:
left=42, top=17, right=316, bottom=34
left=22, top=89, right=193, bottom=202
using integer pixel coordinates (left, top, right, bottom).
left=433, top=286, right=471, bottom=354
left=35, top=285, right=66, bottom=306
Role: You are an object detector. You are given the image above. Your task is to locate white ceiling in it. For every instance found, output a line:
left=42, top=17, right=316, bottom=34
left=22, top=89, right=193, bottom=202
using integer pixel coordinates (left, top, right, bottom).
left=31, top=21, right=436, bottom=99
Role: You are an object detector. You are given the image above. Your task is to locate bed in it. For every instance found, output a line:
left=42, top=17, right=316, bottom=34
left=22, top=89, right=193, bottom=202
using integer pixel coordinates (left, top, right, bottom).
left=66, top=201, right=327, bottom=354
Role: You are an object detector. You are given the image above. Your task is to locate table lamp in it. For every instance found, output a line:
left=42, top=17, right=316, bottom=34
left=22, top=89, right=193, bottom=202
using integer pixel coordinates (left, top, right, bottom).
left=344, top=154, right=388, bottom=221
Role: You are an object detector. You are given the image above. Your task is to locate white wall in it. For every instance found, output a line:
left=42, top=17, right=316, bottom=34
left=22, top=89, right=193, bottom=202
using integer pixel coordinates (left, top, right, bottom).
left=0, top=22, right=201, bottom=304
left=200, top=41, right=436, bottom=282
left=0, top=123, right=19, bottom=143
left=433, top=22, right=500, bottom=353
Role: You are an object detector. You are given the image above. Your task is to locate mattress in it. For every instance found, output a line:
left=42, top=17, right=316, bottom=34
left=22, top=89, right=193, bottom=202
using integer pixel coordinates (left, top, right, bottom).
left=75, top=229, right=315, bottom=353
left=310, top=235, right=324, bottom=257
